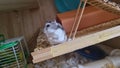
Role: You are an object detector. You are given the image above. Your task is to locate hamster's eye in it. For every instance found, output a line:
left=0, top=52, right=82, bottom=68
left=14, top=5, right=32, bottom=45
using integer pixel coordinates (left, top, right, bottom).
left=46, top=24, right=50, bottom=27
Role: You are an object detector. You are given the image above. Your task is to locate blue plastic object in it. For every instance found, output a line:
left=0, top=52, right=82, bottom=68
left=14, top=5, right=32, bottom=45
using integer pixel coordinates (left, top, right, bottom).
left=76, top=46, right=107, bottom=60
left=55, top=0, right=82, bottom=13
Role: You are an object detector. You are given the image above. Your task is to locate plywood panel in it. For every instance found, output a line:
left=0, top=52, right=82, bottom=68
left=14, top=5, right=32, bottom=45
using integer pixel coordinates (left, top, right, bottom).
left=37, top=0, right=57, bottom=28
left=0, top=13, right=9, bottom=38
left=30, top=9, right=41, bottom=31
left=0, top=8, right=41, bottom=51
left=17, top=11, right=25, bottom=38
left=0, top=0, right=35, bottom=4
left=0, top=0, right=57, bottom=51
left=6, top=12, right=15, bottom=38
left=9, top=11, right=20, bottom=37
left=0, top=0, right=38, bottom=11
left=22, top=10, right=33, bottom=41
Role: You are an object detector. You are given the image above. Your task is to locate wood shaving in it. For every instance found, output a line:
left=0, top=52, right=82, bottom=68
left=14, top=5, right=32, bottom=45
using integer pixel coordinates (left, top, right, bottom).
left=34, top=52, right=91, bottom=68
left=35, top=29, right=51, bottom=51
left=100, top=0, right=120, bottom=10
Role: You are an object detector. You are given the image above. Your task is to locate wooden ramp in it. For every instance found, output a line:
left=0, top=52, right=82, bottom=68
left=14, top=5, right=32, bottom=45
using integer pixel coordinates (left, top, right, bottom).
left=31, top=18, right=120, bottom=63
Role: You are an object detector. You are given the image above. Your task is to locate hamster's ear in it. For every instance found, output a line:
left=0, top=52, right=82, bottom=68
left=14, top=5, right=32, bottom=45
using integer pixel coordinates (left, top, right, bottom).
left=53, top=19, right=61, bottom=25
left=53, top=19, right=57, bottom=23
left=46, top=20, right=52, bottom=23
left=57, top=22, right=63, bottom=29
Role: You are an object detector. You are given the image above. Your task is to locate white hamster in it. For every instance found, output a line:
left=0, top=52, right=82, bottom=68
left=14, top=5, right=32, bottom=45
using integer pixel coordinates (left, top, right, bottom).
left=44, top=20, right=67, bottom=45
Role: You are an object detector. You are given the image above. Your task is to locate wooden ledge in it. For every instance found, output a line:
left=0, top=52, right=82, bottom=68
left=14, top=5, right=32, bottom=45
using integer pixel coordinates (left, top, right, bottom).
left=31, top=25, right=120, bottom=63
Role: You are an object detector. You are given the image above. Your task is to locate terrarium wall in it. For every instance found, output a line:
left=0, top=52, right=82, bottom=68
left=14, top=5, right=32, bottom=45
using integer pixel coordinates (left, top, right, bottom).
left=0, top=0, right=57, bottom=52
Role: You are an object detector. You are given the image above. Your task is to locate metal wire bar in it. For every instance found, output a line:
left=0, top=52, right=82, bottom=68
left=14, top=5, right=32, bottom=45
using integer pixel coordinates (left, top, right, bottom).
left=19, top=42, right=27, bottom=66
left=72, top=0, right=88, bottom=40
left=0, top=37, right=27, bottom=68
left=12, top=46, right=20, bottom=68
left=69, top=0, right=83, bottom=39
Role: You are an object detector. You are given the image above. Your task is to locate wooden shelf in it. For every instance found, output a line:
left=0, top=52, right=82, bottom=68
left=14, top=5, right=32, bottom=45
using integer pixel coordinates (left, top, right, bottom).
left=31, top=25, right=120, bottom=63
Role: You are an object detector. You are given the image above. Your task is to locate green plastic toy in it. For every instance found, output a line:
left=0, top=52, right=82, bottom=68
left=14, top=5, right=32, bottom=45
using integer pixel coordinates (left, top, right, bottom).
left=0, top=37, right=27, bottom=68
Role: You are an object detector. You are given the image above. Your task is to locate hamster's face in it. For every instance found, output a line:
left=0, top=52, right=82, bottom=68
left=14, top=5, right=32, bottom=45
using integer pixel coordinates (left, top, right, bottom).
left=46, top=21, right=58, bottom=29
left=44, top=20, right=59, bottom=33
left=44, top=20, right=67, bottom=45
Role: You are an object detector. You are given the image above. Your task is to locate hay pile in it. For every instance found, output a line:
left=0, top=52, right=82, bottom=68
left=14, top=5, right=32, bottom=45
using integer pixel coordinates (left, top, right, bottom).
left=34, top=29, right=51, bottom=51
left=87, top=0, right=120, bottom=15
left=34, top=52, right=91, bottom=68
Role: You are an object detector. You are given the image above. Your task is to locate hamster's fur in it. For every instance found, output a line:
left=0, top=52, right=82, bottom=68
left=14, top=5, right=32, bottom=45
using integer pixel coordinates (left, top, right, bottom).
left=44, top=20, right=67, bottom=45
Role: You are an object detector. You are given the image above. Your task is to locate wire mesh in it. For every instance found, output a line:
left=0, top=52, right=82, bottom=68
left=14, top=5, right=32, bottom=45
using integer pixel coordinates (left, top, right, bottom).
left=0, top=42, right=27, bottom=68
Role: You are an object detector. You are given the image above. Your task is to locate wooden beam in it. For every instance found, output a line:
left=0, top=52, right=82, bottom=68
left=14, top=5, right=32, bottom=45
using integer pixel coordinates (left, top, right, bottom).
left=0, top=0, right=35, bottom=4
left=0, top=0, right=38, bottom=11
left=31, top=25, right=120, bottom=63
left=0, top=3, right=38, bottom=11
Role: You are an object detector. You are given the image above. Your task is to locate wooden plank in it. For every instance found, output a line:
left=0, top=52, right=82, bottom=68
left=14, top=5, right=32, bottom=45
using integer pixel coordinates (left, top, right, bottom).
left=30, top=8, right=41, bottom=32
left=9, top=11, right=22, bottom=37
left=0, top=13, right=8, bottom=38
left=0, top=0, right=38, bottom=11
left=0, top=3, right=38, bottom=11
left=21, top=10, right=33, bottom=41
left=0, top=0, right=35, bottom=4
left=5, top=12, right=15, bottom=38
left=31, top=25, right=120, bottom=63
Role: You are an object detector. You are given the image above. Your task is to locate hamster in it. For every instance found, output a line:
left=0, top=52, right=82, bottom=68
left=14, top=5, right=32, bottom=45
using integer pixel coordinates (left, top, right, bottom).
left=44, top=20, right=67, bottom=45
